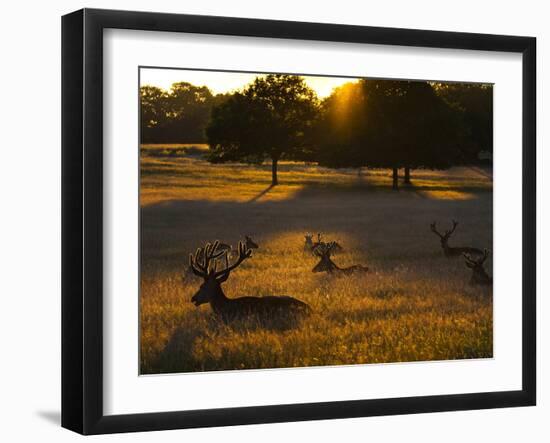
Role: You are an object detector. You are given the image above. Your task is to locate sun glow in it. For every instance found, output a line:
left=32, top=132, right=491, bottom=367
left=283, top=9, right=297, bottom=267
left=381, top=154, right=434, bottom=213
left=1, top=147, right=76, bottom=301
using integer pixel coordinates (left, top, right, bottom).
left=329, top=81, right=363, bottom=129
left=140, top=68, right=356, bottom=99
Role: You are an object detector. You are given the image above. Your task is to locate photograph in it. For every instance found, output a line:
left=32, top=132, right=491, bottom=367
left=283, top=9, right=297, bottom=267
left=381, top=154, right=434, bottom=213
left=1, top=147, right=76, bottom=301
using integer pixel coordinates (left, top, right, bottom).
left=138, top=67, right=494, bottom=375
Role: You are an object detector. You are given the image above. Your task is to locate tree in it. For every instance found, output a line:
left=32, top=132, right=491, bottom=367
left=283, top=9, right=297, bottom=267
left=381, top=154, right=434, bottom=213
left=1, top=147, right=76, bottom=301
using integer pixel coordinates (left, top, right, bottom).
left=316, top=79, right=461, bottom=189
left=206, top=74, right=319, bottom=186
left=140, top=85, right=168, bottom=143
left=434, top=83, right=493, bottom=164
left=395, top=81, right=463, bottom=185
left=164, top=82, right=216, bottom=142
left=140, top=83, right=228, bottom=143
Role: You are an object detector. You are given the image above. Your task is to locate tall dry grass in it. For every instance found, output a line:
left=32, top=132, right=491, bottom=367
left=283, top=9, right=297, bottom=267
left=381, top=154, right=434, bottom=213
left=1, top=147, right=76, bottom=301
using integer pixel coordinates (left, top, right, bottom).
left=140, top=144, right=493, bottom=374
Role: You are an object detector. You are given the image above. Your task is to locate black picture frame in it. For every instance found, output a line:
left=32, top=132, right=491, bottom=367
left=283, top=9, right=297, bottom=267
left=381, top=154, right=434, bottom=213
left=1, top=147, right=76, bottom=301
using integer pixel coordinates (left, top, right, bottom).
left=62, top=8, right=536, bottom=435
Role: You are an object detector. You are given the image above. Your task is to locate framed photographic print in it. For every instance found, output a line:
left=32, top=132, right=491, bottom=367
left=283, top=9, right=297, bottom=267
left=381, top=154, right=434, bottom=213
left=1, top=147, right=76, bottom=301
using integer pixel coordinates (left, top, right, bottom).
left=61, top=8, right=536, bottom=435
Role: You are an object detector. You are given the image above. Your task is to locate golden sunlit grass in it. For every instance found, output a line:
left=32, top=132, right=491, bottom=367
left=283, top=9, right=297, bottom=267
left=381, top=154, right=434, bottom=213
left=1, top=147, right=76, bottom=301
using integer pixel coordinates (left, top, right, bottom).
left=140, top=144, right=493, bottom=374
left=418, top=190, right=476, bottom=200
left=139, top=144, right=492, bottom=206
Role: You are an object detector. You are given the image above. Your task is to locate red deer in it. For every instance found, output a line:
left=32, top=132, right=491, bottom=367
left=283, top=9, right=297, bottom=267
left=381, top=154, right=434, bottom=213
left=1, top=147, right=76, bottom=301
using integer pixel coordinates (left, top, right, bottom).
left=430, top=220, right=483, bottom=257
left=463, top=249, right=493, bottom=286
left=312, top=242, right=368, bottom=275
left=189, top=241, right=311, bottom=325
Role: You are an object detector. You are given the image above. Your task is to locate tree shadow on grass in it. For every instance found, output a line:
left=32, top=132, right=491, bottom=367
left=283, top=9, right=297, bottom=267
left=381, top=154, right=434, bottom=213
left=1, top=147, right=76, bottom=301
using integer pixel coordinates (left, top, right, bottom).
left=405, top=183, right=491, bottom=194
left=247, top=184, right=275, bottom=203
left=140, top=180, right=493, bottom=275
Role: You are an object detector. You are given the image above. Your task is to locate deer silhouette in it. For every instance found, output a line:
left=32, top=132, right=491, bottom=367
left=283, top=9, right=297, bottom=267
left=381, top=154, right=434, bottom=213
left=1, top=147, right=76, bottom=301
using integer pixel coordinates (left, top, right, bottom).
left=189, top=241, right=311, bottom=324
left=312, top=242, right=368, bottom=275
left=463, top=249, right=493, bottom=286
left=430, top=220, right=483, bottom=257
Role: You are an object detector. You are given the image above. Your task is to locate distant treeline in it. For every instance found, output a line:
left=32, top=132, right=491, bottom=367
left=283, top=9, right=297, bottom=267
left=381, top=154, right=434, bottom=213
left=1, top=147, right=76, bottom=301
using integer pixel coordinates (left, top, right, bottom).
left=140, top=75, right=492, bottom=188
left=140, top=83, right=230, bottom=143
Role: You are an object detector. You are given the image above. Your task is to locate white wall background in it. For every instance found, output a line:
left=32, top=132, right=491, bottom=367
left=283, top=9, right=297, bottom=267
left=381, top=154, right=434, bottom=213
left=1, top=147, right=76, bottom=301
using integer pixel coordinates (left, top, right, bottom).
left=0, top=0, right=546, bottom=441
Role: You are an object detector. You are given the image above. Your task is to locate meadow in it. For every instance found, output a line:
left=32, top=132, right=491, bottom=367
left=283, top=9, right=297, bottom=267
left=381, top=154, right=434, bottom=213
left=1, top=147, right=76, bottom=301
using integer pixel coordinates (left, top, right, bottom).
left=140, top=144, right=493, bottom=374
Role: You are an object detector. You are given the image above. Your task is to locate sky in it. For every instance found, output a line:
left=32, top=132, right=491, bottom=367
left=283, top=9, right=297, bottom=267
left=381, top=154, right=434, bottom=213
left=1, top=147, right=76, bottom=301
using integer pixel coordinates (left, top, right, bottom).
left=140, top=68, right=357, bottom=98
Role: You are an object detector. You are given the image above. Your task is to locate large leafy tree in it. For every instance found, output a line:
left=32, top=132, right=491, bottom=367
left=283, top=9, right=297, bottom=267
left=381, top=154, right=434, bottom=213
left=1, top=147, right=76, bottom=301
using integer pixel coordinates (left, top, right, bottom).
left=206, top=74, right=319, bottom=186
left=316, top=79, right=461, bottom=189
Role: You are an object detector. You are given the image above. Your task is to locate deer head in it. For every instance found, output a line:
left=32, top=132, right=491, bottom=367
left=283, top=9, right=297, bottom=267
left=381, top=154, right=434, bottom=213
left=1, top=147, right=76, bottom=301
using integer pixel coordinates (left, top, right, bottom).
left=244, top=235, right=259, bottom=249
left=312, top=242, right=338, bottom=273
left=430, top=220, right=458, bottom=248
left=463, top=249, right=492, bottom=285
left=189, top=241, right=252, bottom=305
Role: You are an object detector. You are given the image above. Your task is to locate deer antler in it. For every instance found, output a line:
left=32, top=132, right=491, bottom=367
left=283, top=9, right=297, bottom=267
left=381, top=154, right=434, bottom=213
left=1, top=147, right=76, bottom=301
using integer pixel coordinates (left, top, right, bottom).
left=327, top=241, right=338, bottom=255
left=212, top=241, right=252, bottom=281
left=479, top=248, right=490, bottom=264
left=314, top=241, right=336, bottom=258
left=445, top=220, right=458, bottom=237
left=432, top=220, right=458, bottom=239
left=430, top=222, right=444, bottom=238
left=189, top=241, right=226, bottom=278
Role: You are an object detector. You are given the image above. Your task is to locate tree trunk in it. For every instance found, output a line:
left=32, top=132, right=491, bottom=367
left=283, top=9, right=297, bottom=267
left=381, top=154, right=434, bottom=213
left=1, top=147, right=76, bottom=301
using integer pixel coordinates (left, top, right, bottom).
left=392, top=167, right=399, bottom=190
left=404, top=166, right=411, bottom=184
left=271, top=157, right=279, bottom=186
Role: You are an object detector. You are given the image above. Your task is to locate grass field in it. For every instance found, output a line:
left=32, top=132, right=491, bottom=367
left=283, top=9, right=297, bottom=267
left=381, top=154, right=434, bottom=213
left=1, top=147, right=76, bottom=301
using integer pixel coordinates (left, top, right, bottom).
left=140, top=144, right=493, bottom=374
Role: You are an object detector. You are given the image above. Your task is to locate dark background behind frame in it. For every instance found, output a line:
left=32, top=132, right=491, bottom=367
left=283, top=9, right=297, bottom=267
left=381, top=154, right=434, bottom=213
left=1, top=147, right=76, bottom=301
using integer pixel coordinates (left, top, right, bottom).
left=62, top=8, right=536, bottom=435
